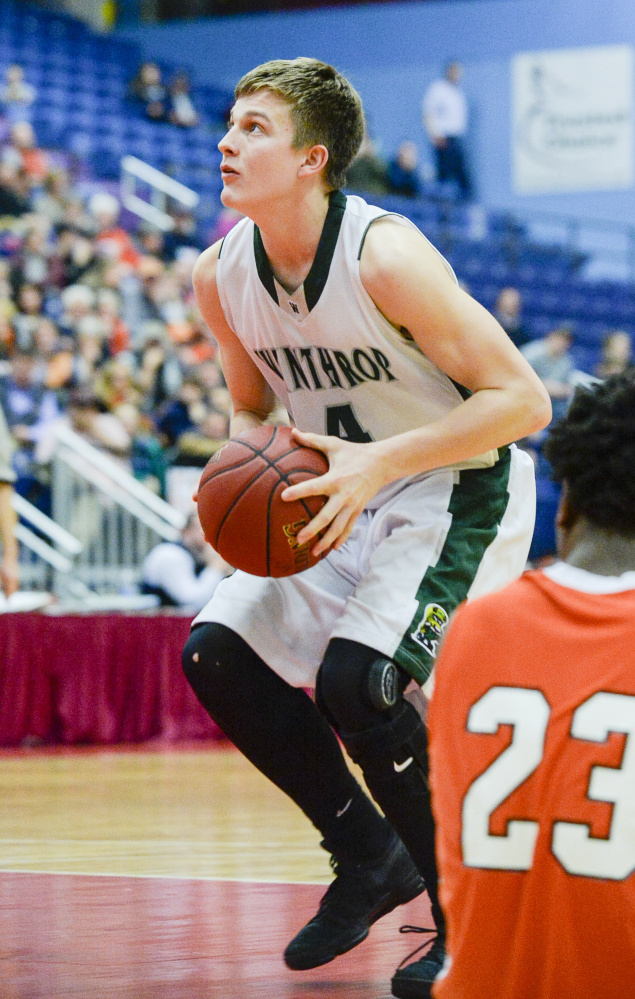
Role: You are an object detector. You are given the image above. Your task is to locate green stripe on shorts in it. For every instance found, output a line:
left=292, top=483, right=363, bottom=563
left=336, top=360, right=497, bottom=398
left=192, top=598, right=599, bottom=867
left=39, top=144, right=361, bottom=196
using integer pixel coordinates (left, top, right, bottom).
left=394, top=447, right=512, bottom=685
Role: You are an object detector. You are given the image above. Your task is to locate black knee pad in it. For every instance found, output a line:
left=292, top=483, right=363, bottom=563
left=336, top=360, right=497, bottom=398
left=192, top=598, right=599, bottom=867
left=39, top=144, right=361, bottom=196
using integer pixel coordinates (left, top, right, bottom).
left=182, top=621, right=259, bottom=701
left=343, top=699, right=430, bottom=787
left=182, top=622, right=223, bottom=687
left=316, top=637, right=408, bottom=734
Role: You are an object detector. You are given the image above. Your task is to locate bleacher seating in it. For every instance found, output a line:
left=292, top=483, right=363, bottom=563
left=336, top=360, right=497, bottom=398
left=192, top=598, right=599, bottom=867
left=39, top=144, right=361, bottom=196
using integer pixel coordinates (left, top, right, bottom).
left=2, top=1, right=635, bottom=574
left=364, top=190, right=635, bottom=379
left=1, top=0, right=227, bottom=223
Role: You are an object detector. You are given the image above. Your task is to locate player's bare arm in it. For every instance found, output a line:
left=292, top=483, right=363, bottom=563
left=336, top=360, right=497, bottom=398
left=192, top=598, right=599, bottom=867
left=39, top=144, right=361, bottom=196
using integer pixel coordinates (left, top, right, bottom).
left=284, top=219, right=551, bottom=555
left=192, top=243, right=282, bottom=436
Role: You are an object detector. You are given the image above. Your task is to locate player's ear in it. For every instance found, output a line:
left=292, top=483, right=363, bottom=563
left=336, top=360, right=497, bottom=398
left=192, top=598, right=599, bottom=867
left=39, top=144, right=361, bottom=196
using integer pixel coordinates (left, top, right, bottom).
left=554, top=483, right=582, bottom=559
left=298, top=144, right=329, bottom=179
left=556, top=485, right=577, bottom=533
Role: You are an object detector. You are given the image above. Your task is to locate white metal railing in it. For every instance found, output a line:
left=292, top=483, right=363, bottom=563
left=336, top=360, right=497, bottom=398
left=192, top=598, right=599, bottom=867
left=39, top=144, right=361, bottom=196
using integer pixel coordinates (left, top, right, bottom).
left=51, top=425, right=186, bottom=596
left=13, top=492, right=82, bottom=592
left=120, top=155, right=199, bottom=231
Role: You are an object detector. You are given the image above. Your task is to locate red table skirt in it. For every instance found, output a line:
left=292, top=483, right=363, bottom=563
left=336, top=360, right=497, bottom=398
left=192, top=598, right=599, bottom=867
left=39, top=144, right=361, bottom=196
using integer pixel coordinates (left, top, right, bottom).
left=0, top=613, right=226, bottom=747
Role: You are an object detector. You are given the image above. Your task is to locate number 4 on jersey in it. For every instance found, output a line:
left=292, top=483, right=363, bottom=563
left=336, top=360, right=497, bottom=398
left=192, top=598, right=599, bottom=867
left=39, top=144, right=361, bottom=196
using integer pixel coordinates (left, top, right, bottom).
left=326, top=404, right=373, bottom=443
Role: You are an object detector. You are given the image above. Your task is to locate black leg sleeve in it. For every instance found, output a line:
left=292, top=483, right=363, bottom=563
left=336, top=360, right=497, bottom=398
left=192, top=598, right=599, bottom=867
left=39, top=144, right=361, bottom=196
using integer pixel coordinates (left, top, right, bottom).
left=182, top=623, right=391, bottom=860
left=317, top=637, right=445, bottom=934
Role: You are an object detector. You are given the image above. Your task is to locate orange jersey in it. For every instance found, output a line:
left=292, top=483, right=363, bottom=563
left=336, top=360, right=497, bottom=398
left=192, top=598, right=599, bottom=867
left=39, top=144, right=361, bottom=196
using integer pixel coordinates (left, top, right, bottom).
left=428, top=563, right=635, bottom=999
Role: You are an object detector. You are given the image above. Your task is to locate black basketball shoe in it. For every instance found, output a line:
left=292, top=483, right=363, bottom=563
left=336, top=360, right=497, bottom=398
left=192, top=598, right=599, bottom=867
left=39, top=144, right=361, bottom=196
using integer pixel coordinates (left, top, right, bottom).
left=391, top=927, right=446, bottom=999
left=284, top=829, right=425, bottom=971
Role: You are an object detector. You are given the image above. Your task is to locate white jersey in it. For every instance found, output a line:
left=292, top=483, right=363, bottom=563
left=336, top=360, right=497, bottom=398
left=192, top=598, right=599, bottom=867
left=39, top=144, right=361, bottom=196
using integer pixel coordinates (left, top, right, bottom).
left=216, top=191, right=498, bottom=506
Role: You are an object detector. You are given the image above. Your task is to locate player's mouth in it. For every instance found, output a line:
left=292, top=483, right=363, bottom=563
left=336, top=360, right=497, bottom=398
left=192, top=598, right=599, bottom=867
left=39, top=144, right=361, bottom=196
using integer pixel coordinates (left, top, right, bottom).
left=221, top=163, right=239, bottom=179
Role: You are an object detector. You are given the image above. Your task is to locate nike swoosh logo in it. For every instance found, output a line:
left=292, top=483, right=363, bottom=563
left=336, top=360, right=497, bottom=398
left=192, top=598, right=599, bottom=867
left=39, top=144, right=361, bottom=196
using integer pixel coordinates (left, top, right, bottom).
left=336, top=798, right=352, bottom=818
left=394, top=757, right=414, bottom=773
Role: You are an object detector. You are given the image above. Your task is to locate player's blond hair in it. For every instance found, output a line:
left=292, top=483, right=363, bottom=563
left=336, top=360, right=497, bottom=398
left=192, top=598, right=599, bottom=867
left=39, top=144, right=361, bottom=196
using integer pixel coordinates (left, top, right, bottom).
left=235, top=58, right=365, bottom=191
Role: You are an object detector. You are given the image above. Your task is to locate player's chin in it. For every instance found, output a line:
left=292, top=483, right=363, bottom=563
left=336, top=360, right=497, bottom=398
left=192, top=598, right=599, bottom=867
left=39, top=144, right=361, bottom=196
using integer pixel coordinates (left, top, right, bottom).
left=220, top=179, right=245, bottom=203
left=220, top=185, right=237, bottom=207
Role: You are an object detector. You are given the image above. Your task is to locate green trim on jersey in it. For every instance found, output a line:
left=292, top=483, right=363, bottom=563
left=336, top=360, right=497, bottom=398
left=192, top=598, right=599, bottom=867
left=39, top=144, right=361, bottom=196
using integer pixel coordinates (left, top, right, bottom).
left=253, top=190, right=346, bottom=312
left=304, top=190, right=346, bottom=310
left=394, top=446, right=512, bottom=685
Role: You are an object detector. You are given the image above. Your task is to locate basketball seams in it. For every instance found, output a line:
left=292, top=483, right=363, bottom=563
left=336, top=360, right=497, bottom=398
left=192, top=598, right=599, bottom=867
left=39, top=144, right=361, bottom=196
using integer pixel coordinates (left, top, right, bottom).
left=199, top=451, right=264, bottom=489
left=200, top=435, right=315, bottom=489
left=203, top=454, right=324, bottom=550
left=212, top=460, right=273, bottom=548
left=197, top=424, right=329, bottom=576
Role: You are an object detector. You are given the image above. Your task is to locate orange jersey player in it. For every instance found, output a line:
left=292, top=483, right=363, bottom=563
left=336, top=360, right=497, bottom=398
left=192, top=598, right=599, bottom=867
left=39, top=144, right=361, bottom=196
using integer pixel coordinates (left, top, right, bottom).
left=428, top=370, right=635, bottom=999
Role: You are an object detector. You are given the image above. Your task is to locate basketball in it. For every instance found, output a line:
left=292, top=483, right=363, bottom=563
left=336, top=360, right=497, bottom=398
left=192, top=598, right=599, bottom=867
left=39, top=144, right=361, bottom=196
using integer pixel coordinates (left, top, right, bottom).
left=197, top=425, right=329, bottom=577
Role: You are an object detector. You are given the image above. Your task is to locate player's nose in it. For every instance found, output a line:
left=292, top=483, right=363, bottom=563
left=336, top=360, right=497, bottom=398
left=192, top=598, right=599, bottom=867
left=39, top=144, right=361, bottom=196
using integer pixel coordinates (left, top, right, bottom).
left=218, top=127, right=238, bottom=155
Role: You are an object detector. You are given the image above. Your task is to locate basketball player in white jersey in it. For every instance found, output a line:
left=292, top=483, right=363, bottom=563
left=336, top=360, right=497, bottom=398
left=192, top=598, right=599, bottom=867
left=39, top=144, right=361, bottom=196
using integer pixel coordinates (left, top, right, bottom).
left=183, top=58, right=550, bottom=999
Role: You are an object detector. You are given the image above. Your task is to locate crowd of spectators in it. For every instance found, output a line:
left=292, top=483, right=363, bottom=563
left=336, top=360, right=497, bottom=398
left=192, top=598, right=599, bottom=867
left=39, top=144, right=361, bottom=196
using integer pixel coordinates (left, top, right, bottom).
left=128, top=62, right=200, bottom=128
left=0, top=57, right=632, bottom=575
left=0, top=107, right=233, bottom=518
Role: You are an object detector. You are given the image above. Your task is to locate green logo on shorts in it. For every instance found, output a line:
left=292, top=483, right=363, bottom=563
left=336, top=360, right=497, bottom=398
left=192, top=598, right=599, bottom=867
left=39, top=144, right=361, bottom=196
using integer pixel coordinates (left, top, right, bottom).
left=411, top=602, right=449, bottom=658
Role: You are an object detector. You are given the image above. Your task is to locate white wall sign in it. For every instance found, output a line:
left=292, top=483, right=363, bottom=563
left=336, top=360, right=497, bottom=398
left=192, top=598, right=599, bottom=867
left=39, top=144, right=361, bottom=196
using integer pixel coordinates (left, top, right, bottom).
left=512, top=45, right=634, bottom=194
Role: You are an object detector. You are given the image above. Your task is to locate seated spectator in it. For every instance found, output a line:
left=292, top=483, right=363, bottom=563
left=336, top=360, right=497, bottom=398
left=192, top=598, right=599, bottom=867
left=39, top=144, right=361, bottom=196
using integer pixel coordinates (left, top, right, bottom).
left=72, top=315, right=108, bottom=388
left=0, top=404, right=19, bottom=597
left=155, top=375, right=207, bottom=449
left=12, top=284, right=45, bottom=351
left=138, top=226, right=166, bottom=260
left=96, top=289, right=130, bottom=357
left=0, top=65, right=36, bottom=125
left=58, top=284, right=96, bottom=337
left=115, top=402, right=167, bottom=496
left=89, top=193, right=141, bottom=270
left=61, top=195, right=94, bottom=236
left=94, top=355, right=142, bottom=414
left=494, top=286, right=532, bottom=349
left=31, top=318, right=74, bottom=394
left=66, top=388, right=131, bottom=458
left=0, top=346, right=60, bottom=509
left=345, top=131, right=389, bottom=196
left=177, top=408, right=230, bottom=464
left=168, top=72, right=199, bottom=129
left=136, top=321, right=184, bottom=411
left=149, top=266, right=189, bottom=326
left=129, top=62, right=168, bottom=122
left=49, top=225, right=100, bottom=289
left=118, top=254, right=165, bottom=335
left=2, top=123, right=49, bottom=188
left=10, top=222, right=51, bottom=290
left=0, top=316, right=15, bottom=360
left=33, top=170, right=73, bottom=226
left=0, top=162, right=30, bottom=217
left=141, top=512, right=231, bottom=610
left=595, top=329, right=632, bottom=379
left=163, top=209, right=202, bottom=262
left=387, top=141, right=422, bottom=198
left=521, top=325, right=575, bottom=423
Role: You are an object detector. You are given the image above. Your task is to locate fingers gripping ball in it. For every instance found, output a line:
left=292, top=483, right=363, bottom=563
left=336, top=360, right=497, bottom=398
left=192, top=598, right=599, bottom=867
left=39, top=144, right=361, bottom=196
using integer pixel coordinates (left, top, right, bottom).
left=197, top=425, right=329, bottom=577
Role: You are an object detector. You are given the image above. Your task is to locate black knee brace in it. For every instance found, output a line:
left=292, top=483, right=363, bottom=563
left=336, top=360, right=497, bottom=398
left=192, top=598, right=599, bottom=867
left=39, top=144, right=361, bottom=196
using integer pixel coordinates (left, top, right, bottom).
left=316, top=637, right=409, bottom=733
left=342, top=698, right=430, bottom=787
left=182, top=623, right=379, bottom=843
left=315, top=638, right=442, bottom=929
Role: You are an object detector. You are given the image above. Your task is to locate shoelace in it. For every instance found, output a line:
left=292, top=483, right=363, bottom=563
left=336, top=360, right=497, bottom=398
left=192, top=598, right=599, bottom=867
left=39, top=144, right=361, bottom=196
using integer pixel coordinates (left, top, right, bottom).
left=396, top=924, right=440, bottom=971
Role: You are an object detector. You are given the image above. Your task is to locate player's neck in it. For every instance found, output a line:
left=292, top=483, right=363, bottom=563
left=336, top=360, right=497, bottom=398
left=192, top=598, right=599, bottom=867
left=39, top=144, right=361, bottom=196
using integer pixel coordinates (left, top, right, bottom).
left=563, top=522, right=635, bottom=577
left=255, top=187, right=331, bottom=295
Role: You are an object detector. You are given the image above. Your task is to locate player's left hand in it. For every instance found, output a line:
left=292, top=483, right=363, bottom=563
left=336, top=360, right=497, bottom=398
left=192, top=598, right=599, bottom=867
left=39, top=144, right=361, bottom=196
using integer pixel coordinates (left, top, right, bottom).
left=280, top=428, right=388, bottom=557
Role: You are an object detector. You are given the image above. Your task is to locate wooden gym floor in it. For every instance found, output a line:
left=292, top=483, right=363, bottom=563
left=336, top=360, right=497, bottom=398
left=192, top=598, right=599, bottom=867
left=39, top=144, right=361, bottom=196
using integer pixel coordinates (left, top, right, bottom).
left=0, top=743, right=431, bottom=998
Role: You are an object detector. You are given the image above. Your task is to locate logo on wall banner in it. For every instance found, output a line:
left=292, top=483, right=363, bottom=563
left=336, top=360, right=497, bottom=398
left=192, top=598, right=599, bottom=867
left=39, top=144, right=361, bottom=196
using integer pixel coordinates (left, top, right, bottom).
left=411, top=603, right=449, bottom=658
left=512, top=44, right=634, bottom=194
